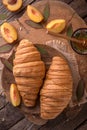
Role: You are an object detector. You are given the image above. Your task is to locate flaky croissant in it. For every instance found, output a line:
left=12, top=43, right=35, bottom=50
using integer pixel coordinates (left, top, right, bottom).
left=40, top=56, right=73, bottom=119
left=13, top=39, right=45, bottom=107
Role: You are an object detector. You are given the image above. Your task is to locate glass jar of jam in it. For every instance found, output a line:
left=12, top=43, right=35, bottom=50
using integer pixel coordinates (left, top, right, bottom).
left=71, top=28, right=87, bottom=55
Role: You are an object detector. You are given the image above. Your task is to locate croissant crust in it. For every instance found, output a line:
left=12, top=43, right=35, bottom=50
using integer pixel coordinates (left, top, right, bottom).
left=13, top=39, right=45, bottom=107
left=40, top=56, right=73, bottom=119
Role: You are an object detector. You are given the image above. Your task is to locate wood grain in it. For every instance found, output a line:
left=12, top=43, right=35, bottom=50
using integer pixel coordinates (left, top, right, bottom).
left=0, top=103, right=24, bottom=130
left=0, top=0, right=87, bottom=130
left=1, top=0, right=87, bottom=125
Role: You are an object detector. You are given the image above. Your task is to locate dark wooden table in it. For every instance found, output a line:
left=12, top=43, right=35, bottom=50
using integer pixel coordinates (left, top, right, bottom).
left=0, top=0, right=87, bottom=130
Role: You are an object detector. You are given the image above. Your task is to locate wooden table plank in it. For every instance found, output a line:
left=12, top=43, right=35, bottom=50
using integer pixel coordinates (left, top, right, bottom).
left=76, top=121, right=87, bottom=130
left=10, top=118, right=42, bottom=130
left=70, top=0, right=87, bottom=18
left=0, top=0, right=87, bottom=130
left=9, top=118, right=33, bottom=130
left=0, top=102, right=24, bottom=130
left=0, top=95, right=7, bottom=110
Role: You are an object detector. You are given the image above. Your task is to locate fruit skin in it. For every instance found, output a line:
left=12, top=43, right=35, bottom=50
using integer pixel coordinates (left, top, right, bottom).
left=2, top=0, right=22, bottom=12
left=46, top=19, right=66, bottom=33
left=27, top=5, right=44, bottom=23
left=10, top=84, right=21, bottom=107
left=0, top=22, right=18, bottom=43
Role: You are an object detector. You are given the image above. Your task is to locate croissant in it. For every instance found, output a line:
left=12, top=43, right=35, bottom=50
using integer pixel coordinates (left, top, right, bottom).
left=40, top=56, right=73, bottom=119
left=13, top=39, right=45, bottom=107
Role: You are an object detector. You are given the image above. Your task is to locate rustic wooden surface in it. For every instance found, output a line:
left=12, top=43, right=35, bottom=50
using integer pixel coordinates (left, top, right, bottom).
left=0, top=0, right=87, bottom=130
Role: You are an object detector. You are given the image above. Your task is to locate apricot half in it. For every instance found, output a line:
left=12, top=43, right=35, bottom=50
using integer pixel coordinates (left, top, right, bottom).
left=10, top=84, right=21, bottom=107
left=27, top=5, right=44, bottom=23
left=3, top=0, right=22, bottom=12
left=46, top=19, right=66, bottom=33
left=0, top=22, right=18, bottom=43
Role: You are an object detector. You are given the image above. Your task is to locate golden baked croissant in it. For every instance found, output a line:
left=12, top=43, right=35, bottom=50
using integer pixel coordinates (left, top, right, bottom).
left=13, top=39, right=45, bottom=107
left=40, top=56, right=73, bottom=119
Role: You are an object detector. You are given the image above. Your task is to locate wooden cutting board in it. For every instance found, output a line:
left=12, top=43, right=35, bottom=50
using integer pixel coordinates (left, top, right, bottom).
left=0, top=0, right=87, bottom=125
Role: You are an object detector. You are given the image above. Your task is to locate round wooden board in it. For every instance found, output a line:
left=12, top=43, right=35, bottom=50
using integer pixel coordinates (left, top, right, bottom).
left=0, top=0, right=87, bottom=125
left=2, top=44, right=71, bottom=125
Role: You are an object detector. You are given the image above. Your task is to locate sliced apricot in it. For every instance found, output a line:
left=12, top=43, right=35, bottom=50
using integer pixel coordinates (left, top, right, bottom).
left=10, top=84, right=21, bottom=107
left=46, top=19, right=66, bottom=33
left=3, top=0, right=22, bottom=12
left=0, top=22, right=18, bottom=43
left=27, top=5, right=44, bottom=23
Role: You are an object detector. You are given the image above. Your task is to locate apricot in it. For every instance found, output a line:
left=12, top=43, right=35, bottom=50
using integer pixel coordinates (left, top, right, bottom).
left=46, top=19, right=66, bottom=33
left=2, top=0, right=22, bottom=12
left=0, top=22, right=18, bottom=43
left=27, top=5, right=44, bottom=23
left=10, top=84, right=21, bottom=107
